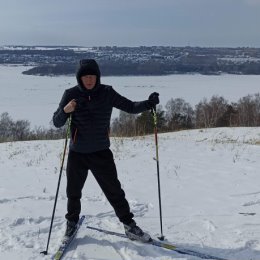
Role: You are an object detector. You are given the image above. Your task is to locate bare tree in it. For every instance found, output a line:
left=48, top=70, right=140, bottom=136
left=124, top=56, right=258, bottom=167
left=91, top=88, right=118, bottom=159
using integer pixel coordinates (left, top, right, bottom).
left=165, top=98, right=194, bottom=130
left=237, top=94, right=260, bottom=126
left=111, top=111, right=137, bottom=136
left=0, top=112, right=13, bottom=142
left=12, top=120, right=30, bottom=141
left=195, top=96, right=228, bottom=128
left=216, top=104, right=238, bottom=127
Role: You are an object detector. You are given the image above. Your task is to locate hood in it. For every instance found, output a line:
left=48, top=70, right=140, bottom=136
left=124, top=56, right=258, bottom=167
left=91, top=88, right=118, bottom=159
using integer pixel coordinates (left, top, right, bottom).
left=76, top=59, right=101, bottom=91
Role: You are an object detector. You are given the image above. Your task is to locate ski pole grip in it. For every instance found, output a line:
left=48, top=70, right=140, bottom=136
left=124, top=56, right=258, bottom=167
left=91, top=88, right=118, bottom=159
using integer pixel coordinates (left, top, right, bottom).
left=150, top=105, right=156, bottom=115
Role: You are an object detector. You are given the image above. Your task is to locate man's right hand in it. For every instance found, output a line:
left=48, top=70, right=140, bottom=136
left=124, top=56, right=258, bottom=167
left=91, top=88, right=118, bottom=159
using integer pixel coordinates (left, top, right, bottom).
left=64, top=99, right=77, bottom=113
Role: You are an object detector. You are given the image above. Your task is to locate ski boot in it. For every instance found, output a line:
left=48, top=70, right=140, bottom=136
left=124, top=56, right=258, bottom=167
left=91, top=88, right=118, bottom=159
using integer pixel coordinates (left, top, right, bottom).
left=65, top=220, right=78, bottom=237
left=124, top=221, right=152, bottom=242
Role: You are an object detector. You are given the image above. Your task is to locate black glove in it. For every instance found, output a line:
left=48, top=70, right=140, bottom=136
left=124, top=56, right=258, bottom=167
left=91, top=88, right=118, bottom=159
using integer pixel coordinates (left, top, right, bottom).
left=147, top=92, right=160, bottom=109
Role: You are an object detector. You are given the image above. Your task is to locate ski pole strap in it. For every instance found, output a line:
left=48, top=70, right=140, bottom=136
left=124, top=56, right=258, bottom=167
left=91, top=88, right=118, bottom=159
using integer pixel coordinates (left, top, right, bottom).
left=66, top=114, right=72, bottom=138
left=151, top=107, right=157, bottom=127
left=64, top=114, right=72, bottom=153
left=60, top=114, right=72, bottom=164
left=151, top=107, right=159, bottom=156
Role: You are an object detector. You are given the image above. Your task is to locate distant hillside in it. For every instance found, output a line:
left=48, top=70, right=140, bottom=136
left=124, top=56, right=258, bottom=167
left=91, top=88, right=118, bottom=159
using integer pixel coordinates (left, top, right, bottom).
left=1, top=45, right=260, bottom=75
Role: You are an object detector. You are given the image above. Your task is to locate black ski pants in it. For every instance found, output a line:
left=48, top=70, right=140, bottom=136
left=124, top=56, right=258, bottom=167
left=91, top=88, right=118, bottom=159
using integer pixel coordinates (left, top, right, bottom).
left=65, top=149, right=134, bottom=225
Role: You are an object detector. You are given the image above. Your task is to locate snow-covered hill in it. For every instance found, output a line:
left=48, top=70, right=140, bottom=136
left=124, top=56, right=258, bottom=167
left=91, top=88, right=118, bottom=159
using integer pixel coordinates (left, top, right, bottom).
left=0, top=127, right=260, bottom=260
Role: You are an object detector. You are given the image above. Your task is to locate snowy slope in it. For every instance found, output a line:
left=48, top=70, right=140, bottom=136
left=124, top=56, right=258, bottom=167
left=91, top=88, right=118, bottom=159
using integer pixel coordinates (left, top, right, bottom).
left=0, top=127, right=260, bottom=260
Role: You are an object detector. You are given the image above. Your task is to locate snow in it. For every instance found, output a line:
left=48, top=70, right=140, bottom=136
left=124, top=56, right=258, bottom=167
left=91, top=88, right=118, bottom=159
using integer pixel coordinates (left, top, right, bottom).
left=0, top=65, right=260, bottom=128
left=1, top=65, right=260, bottom=259
left=0, top=127, right=260, bottom=259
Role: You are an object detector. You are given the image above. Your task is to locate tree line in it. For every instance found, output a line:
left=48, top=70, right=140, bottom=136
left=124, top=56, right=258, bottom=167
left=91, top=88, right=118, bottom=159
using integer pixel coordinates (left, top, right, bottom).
left=0, top=112, right=66, bottom=143
left=0, top=93, right=259, bottom=142
left=111, top=93, right=260, bottom=136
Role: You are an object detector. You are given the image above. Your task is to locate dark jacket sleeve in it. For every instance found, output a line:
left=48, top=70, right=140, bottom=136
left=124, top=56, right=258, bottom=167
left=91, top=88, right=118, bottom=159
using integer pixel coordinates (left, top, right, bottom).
left=52, top=90, right=70, bottom=128
left=110, top=87, right=150, bottom=114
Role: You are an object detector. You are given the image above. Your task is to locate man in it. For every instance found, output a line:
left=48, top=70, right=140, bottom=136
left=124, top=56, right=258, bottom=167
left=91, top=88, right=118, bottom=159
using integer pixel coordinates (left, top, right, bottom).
left=53, top=59, right=159, bottom=242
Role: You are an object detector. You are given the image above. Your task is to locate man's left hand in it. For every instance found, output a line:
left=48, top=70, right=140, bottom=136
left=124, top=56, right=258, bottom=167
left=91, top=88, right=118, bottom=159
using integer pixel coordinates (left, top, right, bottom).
left=148, top=92, right=160, bottom=108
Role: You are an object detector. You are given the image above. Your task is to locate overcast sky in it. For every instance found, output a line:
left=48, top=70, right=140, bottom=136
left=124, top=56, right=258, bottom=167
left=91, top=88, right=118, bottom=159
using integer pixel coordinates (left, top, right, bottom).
left=1, top=0, right=260, bottom=47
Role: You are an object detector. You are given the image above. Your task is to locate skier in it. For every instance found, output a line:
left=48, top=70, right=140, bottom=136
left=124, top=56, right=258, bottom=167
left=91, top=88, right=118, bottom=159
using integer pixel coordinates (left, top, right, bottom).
left=53, top=59, right=159, bottom=242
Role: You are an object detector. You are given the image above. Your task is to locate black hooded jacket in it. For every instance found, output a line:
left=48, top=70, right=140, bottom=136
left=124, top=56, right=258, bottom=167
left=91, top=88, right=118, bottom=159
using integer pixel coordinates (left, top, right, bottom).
left=53, top=59, right=151, bottom=153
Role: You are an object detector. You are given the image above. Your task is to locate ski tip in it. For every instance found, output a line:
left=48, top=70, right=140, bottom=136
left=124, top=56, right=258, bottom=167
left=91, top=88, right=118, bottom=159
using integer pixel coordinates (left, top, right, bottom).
left=239, top=212, right=256, bottom=216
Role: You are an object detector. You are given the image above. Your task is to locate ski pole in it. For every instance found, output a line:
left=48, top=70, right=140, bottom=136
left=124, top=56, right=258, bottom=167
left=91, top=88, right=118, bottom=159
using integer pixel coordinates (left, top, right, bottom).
left=40, top=114, right=72, bottom=255
left=151, top=107, right=165, bottom=241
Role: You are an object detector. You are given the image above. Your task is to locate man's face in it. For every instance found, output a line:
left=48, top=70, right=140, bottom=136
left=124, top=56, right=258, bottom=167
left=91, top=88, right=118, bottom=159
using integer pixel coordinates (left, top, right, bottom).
left=81, top=75, right=97, bottom=90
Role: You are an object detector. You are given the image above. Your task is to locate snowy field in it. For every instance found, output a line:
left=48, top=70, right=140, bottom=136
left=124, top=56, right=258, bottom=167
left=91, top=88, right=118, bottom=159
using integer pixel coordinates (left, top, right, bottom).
left=0, top=65, right=260, bottom=128
left=0, top=127, right=260, bottom=260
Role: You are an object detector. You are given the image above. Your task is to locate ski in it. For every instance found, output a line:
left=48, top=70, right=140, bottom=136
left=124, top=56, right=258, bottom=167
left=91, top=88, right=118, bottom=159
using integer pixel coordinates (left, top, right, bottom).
left=52, top=215, right=85, bottom=260
left=239, top=212, right=256, bottom=216
left=86, top=225, right=228, bottom=260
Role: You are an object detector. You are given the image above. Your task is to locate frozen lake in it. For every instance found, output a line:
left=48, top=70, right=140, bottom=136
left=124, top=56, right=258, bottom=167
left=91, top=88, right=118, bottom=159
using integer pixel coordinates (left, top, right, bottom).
left=0, top=65, right=259, bottom=128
